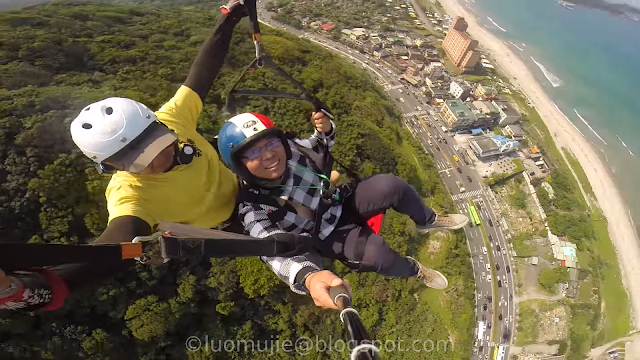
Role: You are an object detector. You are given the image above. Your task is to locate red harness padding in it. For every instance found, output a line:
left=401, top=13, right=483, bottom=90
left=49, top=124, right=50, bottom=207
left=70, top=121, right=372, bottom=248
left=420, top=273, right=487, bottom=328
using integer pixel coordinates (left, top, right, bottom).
left=0, top=269, right=69, bottom=312
left=366, top=213, right=384, bottom=235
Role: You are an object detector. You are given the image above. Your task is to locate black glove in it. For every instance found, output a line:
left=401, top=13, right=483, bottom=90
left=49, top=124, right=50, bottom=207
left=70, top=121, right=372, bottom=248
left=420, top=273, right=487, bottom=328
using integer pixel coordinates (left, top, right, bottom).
left=221, top=0, right=253, bottom=22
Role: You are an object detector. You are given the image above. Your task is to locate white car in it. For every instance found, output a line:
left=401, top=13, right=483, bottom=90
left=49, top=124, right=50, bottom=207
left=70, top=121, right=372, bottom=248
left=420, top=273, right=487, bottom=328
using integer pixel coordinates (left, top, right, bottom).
left=453, top=145, right=459, bottom=151
left=482, top=246, right=487, bottom=254
left=502, top=249, right=507, bottom=255
left=487, top=275, right=492, bottom=282
left=399, top=98, right=405, bottom=103
left=485, top=263, right=490, bottom=271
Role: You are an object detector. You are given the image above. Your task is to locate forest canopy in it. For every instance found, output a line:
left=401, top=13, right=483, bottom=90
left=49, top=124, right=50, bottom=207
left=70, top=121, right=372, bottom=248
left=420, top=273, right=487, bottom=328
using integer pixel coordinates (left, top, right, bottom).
left=0, top=1, right=473, bottom=359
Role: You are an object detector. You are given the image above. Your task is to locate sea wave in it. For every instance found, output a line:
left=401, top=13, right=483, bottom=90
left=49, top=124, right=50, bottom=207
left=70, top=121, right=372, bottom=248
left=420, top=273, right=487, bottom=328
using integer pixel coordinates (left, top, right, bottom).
left=486, top=16, right=507, bottom=32
left=552, top=102, right=585, bottom=138
left=574, top=109, right=608, bottom=145
left=508, top=41, right=524, bottom=52
left=616, top=135, right=635, bottom=156
left=531, top=57, right=563, bottom=87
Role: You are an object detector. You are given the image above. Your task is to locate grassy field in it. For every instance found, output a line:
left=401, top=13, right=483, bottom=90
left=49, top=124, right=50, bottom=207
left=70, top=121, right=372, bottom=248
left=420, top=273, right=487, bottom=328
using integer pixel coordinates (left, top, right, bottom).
left=592, top=214, right=632, bottom=343
left=562, top=149, right=595, bottom=198
left=563, top=150, right=632, bottom=342
left=502, top=90, right=632, bottom=346
left=515, top=300, right=539, bottom=346
left=443, top=58, right=462, bottom=75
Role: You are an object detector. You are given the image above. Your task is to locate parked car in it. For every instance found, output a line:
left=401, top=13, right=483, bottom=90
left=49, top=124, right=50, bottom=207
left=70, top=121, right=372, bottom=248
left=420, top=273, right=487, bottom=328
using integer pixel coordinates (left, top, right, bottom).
left=498, top=280, right=502, bottom=288
left=467, top=175, right=473, bottom=182
left=506, top=266, right=511, bottom=273
left=498, top=314, right=503, bottom=321
left=488, top=218, right=493, bottom=226
left=483, top=303, right=487, bottom=311
left=495, top=263, right=500, bottom=271
left=457, top=167, right=462, bottom=174
left=488, top=235, right=493, bottom=243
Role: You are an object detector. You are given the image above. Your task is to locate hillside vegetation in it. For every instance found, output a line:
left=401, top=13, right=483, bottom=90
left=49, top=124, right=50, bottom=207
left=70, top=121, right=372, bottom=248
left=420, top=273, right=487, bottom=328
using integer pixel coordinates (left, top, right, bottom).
left=0, top=2, right=473, bottom=359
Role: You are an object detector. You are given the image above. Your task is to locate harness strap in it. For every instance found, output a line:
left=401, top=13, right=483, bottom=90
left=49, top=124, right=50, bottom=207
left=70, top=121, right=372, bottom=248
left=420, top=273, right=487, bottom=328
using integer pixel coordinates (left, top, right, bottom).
left=1, top=224, right=312, bottom=271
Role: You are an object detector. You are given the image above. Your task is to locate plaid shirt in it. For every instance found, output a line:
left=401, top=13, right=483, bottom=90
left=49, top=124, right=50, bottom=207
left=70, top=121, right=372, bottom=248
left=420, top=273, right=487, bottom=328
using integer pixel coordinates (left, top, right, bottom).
left=238, top=121, right=341, bottom=295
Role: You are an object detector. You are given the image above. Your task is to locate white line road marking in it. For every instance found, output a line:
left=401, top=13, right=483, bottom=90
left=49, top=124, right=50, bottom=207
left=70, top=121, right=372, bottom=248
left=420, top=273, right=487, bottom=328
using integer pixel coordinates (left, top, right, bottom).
left=452, top=189, right=484, bottom=201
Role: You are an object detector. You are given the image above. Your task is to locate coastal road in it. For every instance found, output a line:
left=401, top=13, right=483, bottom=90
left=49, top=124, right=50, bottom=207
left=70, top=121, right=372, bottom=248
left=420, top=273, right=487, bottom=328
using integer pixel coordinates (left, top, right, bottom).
left=399, top=90, right=516, bottom=360
left=256, top=5, right=516, bottom=359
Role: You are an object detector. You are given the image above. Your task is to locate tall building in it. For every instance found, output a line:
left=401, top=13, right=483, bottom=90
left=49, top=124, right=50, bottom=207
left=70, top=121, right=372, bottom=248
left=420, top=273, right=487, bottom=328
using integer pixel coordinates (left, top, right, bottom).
left=442, top=17, right=480, bottom=70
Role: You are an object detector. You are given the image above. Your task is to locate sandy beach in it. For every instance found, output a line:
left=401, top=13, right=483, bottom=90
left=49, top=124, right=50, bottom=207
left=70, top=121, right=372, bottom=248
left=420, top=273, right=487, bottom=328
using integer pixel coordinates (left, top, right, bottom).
left=436, top=0, right=640, bottom=329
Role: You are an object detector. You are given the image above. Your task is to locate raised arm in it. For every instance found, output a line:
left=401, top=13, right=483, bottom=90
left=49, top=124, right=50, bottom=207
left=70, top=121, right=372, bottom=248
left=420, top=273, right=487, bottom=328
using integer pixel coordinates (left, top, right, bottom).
left=184, top=3, right=248, bottom=102
left=294, top=111, right=336, bottom=152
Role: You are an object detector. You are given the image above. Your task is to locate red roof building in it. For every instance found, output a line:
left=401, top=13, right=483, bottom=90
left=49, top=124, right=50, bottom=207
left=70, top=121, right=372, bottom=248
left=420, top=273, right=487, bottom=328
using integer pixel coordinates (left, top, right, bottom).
left=321, top=23, right=335, bottom=31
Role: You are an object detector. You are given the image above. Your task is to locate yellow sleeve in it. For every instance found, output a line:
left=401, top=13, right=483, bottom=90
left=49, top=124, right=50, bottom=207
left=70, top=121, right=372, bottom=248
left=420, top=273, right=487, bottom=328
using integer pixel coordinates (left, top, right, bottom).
left=155, top=85, right=203, bottom=131
left=106, top=183, right=156, bottom=228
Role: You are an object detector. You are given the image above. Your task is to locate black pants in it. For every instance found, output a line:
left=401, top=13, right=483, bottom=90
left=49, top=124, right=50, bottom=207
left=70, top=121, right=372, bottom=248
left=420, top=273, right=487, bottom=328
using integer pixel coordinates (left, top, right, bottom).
left=325, top=174, right=436, bottom=277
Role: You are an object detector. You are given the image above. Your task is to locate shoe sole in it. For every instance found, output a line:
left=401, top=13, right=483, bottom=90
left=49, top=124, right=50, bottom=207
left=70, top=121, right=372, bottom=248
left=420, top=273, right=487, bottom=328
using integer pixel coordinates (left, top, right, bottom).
left=427, top=269, right=449, bottom=290
left=417, top=217, right=469, bottom=233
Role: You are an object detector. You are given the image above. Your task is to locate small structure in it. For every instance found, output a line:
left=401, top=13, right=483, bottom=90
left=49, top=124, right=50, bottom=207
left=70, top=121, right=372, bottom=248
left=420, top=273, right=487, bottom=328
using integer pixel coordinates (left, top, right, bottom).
left=321, top=23, right=336, bottom=32
left=552, top=241, right=578, bottom=268
left=449, top=80, right=472, bottom=100
left=473, top=84, right=497, bottom=100
left=529, top=257, right=539, bottom=265
left=426, top=61, right=446, bottom=78
left=493, top=100, right=521, bottom=126
left=468, top=135, right=520, bottom=158
left=504, top=124, right=524, bottom=140
left=541, top=182, right=555, bottom=199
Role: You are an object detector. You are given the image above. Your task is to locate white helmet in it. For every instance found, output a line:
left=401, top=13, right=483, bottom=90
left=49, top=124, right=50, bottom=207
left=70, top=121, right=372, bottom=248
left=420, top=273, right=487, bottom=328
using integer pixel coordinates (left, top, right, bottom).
left=70, top=97, right=178, bottom=173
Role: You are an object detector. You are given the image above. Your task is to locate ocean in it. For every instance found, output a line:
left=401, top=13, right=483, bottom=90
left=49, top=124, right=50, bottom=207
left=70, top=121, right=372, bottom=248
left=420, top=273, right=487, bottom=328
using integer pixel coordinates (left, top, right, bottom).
left=461, top=0, right=640, bottom=226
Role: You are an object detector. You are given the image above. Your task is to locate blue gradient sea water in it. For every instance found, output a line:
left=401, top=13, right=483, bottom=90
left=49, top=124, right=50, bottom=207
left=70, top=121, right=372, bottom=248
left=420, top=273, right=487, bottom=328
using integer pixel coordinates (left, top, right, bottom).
left=462, top=0, right=640, bottom=225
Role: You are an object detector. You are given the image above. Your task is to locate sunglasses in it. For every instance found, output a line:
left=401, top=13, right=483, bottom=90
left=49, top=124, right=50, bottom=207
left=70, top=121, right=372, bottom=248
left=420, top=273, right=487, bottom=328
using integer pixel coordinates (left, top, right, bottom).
left=242, top=138, right=282, bottom=160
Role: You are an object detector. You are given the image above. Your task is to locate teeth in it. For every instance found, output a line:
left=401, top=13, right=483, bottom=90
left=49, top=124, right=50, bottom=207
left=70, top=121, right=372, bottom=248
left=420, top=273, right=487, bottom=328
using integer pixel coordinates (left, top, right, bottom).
left=266, top=160, right=279, bottom=169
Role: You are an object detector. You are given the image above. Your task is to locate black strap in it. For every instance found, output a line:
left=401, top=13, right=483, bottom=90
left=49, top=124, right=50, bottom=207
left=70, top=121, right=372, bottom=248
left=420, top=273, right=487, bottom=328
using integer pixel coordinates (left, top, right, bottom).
left=0, top=224, right=313, bottom=271
left=0, top=243, right=127, bottom=271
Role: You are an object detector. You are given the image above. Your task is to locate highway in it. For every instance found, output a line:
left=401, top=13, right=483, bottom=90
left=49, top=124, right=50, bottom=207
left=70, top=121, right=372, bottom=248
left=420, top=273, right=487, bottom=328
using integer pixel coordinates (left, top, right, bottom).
left=255, top=4, right=516, bottom=359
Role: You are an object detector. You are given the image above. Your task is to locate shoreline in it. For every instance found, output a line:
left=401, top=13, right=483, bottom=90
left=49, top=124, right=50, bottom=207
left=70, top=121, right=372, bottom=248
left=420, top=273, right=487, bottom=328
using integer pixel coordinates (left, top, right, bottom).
left=436, top=0, right=640, bottom=330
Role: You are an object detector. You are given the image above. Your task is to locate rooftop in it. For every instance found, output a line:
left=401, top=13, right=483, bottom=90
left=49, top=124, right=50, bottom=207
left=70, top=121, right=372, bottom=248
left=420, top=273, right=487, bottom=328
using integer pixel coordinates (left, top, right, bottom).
left=492, top=100, right=520, bottom=117
left=445, top=99, right=475, bottom=120
left=505, top=124, right=524, bottom=136
left=471, top=101, right=499, bottom=115
left=474, top=137, right=499, bottom=152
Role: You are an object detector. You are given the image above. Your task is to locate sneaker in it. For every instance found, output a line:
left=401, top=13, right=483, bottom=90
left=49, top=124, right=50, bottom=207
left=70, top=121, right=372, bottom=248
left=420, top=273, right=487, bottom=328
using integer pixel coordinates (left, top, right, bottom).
left=407, top=256, right=448, bottom=289
left=416, top=214, right=469, bottom=233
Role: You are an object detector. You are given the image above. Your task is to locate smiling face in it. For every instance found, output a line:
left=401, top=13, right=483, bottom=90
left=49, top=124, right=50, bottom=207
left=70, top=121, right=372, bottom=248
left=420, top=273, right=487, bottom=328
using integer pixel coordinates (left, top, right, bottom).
left=240, top=137, right=287, bottom=179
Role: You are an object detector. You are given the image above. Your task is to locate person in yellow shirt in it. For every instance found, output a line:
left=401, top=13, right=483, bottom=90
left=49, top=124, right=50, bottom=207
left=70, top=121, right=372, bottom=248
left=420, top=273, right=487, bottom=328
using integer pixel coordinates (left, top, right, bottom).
left=0, top=1, right=249, bottom=313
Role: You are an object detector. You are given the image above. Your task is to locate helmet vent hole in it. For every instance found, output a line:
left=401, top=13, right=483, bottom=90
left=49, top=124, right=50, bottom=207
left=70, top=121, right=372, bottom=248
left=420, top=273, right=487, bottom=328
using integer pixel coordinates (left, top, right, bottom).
left=105, top=107, right=113, bottom=115
left=84, top=106, right=90, bottom=111
left=82, top=123, right=92, bottom=130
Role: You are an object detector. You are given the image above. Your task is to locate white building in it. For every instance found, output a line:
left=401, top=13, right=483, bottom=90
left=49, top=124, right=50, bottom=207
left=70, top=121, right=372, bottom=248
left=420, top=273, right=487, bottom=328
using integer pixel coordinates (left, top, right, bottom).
left=426, top=62, right=445, bottom=78
left=449, top=81, right=472, bottom=100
